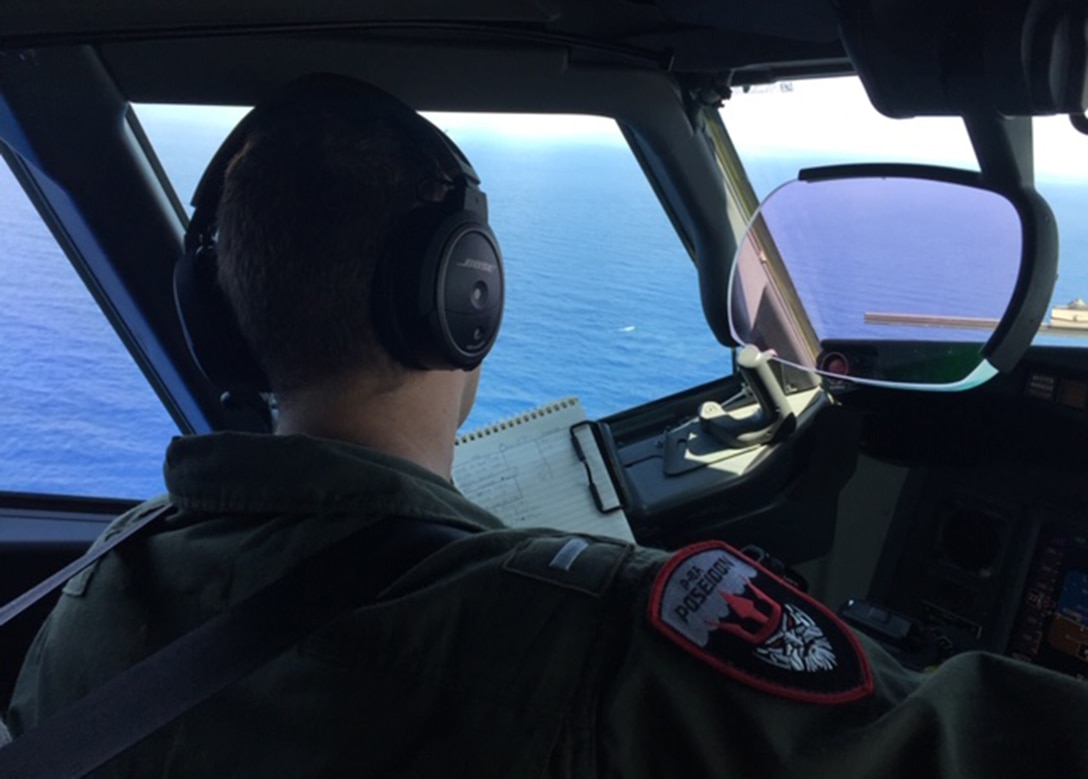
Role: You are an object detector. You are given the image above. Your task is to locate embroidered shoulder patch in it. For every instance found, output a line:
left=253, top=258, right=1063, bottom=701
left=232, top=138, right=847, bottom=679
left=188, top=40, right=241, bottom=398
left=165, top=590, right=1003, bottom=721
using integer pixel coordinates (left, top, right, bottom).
left=648, top=541, right=873, bottom=704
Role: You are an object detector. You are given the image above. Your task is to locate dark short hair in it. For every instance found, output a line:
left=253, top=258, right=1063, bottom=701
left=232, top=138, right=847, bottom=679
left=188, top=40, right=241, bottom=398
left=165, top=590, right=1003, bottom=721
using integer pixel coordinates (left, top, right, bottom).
left=215, top=105, right=442, bottom=394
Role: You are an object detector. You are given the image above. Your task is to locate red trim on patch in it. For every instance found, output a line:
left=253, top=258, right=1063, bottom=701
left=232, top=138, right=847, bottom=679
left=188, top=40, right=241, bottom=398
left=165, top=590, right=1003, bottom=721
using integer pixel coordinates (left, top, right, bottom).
left=648, top=540, right=874, bottom=705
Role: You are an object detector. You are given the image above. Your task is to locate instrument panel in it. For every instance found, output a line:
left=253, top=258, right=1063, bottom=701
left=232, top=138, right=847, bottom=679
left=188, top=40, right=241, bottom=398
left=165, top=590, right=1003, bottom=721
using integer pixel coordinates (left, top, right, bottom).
left=1009, top=522, right=1088, bottom=680
left=863, top=352, right=1088, bottom=680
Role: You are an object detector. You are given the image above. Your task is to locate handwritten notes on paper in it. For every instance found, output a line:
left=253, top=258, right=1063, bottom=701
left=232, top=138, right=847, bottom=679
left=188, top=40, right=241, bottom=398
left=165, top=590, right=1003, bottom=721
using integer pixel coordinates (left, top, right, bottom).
left=452, top=398, right=633, bottom=542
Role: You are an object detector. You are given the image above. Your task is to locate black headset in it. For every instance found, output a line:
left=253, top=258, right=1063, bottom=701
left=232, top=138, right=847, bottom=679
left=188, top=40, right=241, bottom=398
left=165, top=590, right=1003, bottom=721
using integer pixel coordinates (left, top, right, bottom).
left=174, top=74, right=504, bottom=396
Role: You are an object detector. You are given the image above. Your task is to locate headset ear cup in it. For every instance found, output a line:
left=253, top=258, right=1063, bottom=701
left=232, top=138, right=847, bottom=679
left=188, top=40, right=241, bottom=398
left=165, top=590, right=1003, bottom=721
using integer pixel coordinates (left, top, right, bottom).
left=173, top=246, right=270, bottom=393
left=431, top=213, right=503, bottom=369
left=373, top=207, right=503, bottom=371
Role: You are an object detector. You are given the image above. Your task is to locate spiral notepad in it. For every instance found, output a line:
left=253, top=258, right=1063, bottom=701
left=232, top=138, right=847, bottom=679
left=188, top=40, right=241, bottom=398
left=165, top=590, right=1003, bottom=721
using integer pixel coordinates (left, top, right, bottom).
left=455, top=397, right=581, bottom=445
left=453, top=398, right=632, bottom=542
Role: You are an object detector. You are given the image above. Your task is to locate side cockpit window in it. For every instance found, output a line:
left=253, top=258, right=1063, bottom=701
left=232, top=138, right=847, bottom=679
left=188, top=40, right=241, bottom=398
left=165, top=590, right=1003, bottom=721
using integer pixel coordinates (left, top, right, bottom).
left=0, top=160, right=178, bottom=499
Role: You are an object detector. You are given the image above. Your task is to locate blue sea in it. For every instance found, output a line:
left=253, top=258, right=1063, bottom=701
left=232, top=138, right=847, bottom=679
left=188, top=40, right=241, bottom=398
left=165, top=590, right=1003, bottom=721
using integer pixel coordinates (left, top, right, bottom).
left=2, top=116, right=1086, bottom=500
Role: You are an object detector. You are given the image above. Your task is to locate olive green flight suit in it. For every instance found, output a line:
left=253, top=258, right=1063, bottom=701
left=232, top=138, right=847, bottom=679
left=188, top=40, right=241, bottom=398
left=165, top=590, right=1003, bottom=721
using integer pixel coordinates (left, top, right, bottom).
left=8, top=432, right=1088, bottom=777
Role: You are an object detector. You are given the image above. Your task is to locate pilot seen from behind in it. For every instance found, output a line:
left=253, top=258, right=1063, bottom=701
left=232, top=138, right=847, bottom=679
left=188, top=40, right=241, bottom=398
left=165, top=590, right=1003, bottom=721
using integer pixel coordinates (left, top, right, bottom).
left=8, top=74, right=1088, bottom=777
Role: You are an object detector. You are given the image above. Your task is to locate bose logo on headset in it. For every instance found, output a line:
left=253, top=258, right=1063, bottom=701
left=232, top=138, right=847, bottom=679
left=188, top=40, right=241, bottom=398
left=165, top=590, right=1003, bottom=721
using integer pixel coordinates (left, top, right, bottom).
left=458, top=259, right=498, bottom=273
left=173, top=74, right=505, bottom=397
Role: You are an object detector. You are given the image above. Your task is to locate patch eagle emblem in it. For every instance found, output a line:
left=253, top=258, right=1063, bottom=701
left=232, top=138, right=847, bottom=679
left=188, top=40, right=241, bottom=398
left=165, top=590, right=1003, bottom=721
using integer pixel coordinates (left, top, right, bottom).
left=648, top=541, right=873, bottom=704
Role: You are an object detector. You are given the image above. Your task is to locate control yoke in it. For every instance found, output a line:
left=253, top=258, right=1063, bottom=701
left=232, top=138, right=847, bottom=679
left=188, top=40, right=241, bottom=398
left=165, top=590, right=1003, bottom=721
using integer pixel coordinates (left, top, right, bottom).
left=698, top=345, right=796, bottom=448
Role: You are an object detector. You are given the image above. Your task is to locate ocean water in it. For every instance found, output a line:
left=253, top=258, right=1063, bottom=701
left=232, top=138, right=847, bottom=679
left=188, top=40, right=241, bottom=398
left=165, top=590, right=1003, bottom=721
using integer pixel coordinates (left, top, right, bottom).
left=2, top=119, right=1086, bottom=500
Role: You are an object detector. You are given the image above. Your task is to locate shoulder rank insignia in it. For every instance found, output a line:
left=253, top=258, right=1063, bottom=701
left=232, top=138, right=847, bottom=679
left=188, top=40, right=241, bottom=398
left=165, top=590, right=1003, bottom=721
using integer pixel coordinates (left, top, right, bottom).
left=648, top=540, right=873, bottom=704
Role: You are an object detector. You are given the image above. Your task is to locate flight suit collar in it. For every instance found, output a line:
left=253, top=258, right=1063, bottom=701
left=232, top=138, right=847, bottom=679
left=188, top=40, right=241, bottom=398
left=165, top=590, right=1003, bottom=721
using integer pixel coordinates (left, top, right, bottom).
left=164, top=431, right=505, bottom=530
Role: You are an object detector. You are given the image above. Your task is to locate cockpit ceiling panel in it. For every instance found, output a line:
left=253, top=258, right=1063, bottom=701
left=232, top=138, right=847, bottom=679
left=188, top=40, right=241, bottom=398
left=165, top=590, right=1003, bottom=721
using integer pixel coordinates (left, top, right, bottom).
left=0, top=0, right=848, bottom=73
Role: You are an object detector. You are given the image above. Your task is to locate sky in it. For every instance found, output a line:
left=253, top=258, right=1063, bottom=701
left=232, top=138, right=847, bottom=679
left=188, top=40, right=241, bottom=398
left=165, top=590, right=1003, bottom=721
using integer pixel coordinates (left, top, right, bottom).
left=134, top=105, right=626, bottom=146
left=428, top=112, right=625, bottom=145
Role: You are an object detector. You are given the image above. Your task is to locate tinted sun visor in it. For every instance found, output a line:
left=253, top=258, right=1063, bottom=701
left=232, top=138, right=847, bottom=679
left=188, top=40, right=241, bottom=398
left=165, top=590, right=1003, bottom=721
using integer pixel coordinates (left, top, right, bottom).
left=728, top=164, right=1057, bottom=390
